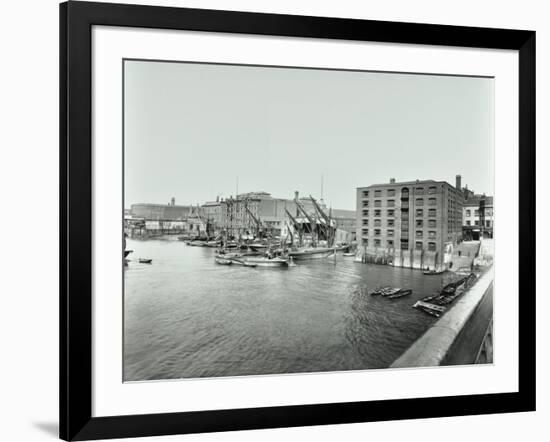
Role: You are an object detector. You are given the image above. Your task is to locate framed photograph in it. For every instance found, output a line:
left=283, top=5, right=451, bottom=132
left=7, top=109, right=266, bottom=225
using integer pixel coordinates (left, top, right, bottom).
left=60, top=1, right=535, bottom=440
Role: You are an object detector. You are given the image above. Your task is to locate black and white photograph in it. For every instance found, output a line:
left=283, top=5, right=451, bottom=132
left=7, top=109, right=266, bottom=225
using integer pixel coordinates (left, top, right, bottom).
left=123, top=59, right=495, bottom=382
left=1, top=0, right=542, bottom=440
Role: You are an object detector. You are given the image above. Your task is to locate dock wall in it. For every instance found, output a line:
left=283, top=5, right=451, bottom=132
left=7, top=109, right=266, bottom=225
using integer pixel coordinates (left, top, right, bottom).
left=391, top=267, right=494, bottom=368
left=360, top=247, right=437, bottom=270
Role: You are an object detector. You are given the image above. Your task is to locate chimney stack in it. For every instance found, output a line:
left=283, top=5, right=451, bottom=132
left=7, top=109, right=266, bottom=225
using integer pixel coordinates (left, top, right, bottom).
left=389, top=178, right=396, bottom=184
left=294, top=190, right=299, bottom=200
left=455, top=174, right=462, bottom=190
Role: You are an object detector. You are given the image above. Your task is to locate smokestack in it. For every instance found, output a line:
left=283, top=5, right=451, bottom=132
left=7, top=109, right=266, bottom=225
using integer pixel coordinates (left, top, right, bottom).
left=389, top=178, right=396, bottom=184
left=455, top=175, right=462, bottom=191
left=171, top=197, right=175, bottom=206
left=294, top=191, right=299, bottom=201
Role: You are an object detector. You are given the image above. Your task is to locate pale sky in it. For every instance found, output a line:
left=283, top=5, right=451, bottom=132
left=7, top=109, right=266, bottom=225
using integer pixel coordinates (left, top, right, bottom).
left=124, top=60, right=494, bottom=210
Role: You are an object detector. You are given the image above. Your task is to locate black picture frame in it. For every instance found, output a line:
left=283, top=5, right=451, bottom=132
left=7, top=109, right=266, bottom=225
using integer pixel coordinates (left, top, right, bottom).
left=60, top=1, right=536, bottom=440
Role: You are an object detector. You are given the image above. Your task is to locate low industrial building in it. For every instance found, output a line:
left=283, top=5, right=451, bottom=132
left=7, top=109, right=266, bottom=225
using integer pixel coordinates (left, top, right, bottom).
left=130, top=198, right=193, bottom=220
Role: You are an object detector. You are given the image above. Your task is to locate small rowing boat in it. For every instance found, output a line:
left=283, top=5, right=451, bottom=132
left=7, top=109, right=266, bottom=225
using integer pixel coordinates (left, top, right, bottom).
left=370, top=286, right=391, bottom=296
left=138, top=258, right=152, bottom=264
left=388, top=289, right=412, bottom=299
left=413, top=300, right=447, bottom=317
left=215, top=258, right=233, bottom=265
left=381, top=287, right=402, bottom=297
left=423, top=269, right=446, bottom=275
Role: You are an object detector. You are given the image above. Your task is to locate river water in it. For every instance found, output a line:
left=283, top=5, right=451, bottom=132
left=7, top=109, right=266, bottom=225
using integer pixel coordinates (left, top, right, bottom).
left=124, top=238, right=443, bottom=381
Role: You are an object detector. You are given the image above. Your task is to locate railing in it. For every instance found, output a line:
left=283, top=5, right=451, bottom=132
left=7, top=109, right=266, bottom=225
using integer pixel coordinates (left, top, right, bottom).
left=391, top=268, right=493, bottom=367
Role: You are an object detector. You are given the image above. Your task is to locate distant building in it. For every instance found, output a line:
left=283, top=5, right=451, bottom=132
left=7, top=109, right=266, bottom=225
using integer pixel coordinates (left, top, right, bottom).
left=462, top=194, right=493, bottom=240
left=206, top=191, right=356, bottom=239
left=130, top=198, right=193, bottom=221
left=201, top=200, right=223, bottom=227
left=331, top=209, right=357, bottom=240
left=356, top=176, right=464, bottom=270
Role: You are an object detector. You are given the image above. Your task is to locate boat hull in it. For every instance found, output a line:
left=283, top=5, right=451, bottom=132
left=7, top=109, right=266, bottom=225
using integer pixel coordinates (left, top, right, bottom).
left=288, top=248, right=335, bottom=260
left=241, top=257, right=288, bottom=267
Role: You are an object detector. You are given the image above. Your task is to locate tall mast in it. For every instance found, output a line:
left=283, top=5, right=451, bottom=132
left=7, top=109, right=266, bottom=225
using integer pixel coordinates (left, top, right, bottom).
left=244, top=199, right=261, bottom=238
left=309, top=195, right=334, bottom=244
left=294, top=197, right=317, bottom=247
left=285, top=208, right=302, bottom=247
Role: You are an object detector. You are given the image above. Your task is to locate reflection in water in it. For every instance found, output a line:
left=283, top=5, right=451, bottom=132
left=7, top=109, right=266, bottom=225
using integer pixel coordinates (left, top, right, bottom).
left=124, top=239, right=441, bottom=381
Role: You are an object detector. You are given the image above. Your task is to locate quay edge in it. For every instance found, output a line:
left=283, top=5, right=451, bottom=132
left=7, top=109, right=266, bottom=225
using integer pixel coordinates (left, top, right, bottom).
left=391, top=267, right=494, bottom=368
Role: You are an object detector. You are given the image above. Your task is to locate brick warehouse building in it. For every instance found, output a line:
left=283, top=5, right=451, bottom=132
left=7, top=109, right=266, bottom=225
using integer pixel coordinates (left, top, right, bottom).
left=356, top=175, right=464, bottom=270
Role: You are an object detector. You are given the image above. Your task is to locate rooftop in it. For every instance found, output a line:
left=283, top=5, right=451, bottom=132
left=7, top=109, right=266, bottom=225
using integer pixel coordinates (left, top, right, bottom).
left=464, top=195, right=494, bottom=206
left=236, top=191, right=272, bottom=200
left=331, top=208, right=357, bottom=219
left=358, top=179, right=453, bottom=189
left=131, top=202, right=193, bottom=209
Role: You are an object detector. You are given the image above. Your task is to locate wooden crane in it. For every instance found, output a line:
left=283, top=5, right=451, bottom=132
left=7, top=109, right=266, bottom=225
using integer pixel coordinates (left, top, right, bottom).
left=244, top=199, right=262, bottom=239
left=294, top=197, right=317, bottom=247
left=285, top=208, right=302, bottom=247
